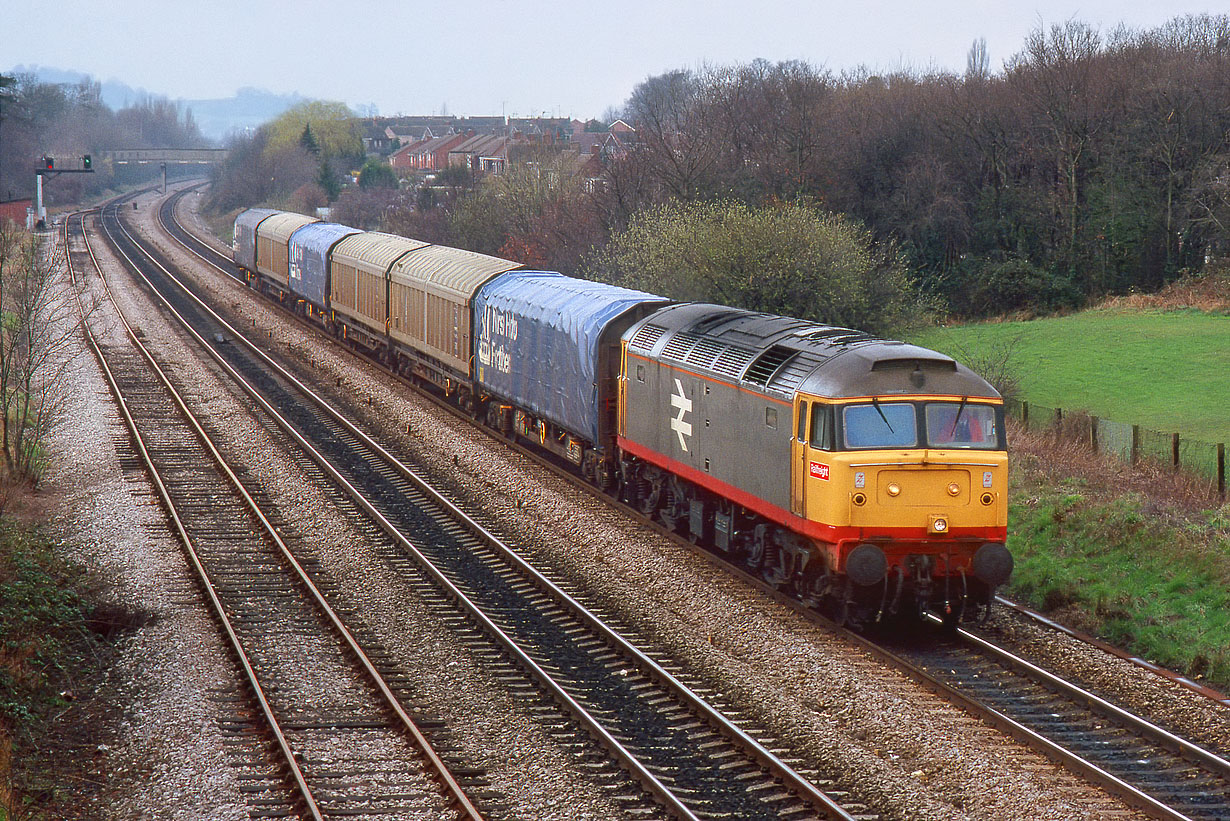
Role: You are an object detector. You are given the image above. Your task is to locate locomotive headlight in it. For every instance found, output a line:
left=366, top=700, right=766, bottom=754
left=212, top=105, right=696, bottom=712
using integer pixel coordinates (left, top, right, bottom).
left=929, top=515, right=949, bottom=534
left=886, top=482, right=901, bottom=497
left=947, top=482, right=961, bottom=497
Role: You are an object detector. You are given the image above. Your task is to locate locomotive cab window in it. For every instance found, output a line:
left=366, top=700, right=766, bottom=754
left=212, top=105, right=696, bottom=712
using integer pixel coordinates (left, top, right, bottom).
left=809, top=404, right=834, bottom=450
left=842, top=402, right=917, bottom=449
left=925, top=402, right=998, bottom=449
left=796, top=401, right=808, bottom=441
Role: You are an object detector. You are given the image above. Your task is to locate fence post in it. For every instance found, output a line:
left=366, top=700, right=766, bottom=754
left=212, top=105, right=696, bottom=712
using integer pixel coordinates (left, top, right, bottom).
left=1022, top=401, right=1029, bottom=428
left=1090, top=416, right=1098, bottom=453
left=1054, top=407, right=1063, bottom=429
left=1172, top=432, right=1180, bottom=471
left=1131, top=425, right=1140, bottom=465
left=1218, top=443, right=1225, bottom=499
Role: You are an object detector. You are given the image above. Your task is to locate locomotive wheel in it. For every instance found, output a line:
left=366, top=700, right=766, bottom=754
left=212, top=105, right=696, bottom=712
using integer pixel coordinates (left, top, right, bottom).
left=760, top=542, right=789, bottom=588
left=745, top=536, right=765, bottom=571
left=797, top=562, right=831, bottom=609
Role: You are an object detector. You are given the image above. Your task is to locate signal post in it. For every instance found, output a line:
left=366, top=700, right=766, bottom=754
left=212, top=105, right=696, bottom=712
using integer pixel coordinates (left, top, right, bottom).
left=33, top=155, right=93, bottom=229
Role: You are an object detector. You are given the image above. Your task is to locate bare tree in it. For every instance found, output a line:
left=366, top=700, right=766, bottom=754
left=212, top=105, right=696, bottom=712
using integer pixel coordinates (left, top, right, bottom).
left=1007, top=21, right=1111, bottom=274
left=0, top=223, right=85, bottom=491
left=966, top=38, right=991, bottom=81
left=622, top=69, right=724, bottom=202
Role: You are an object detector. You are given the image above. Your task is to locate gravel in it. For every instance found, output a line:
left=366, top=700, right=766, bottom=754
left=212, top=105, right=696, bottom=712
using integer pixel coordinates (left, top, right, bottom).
left=34, top=186, right=1173, bottom=820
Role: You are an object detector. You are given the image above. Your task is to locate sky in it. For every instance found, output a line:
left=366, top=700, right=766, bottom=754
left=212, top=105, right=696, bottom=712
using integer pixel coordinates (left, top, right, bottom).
left=3, top=0, right=1226, bottom=120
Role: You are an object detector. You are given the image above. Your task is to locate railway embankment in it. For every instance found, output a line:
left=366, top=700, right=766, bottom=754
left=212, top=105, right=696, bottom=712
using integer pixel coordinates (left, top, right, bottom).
left=1003, top=417, right=1230, bottom=690
left=0, top=516, right=147, bottom=817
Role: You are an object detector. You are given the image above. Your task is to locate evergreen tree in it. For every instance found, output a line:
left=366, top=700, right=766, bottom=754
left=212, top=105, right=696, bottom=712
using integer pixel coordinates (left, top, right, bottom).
left=300, top=123, right=320, bottom=155
left=316, top=159, right=339, bottom=200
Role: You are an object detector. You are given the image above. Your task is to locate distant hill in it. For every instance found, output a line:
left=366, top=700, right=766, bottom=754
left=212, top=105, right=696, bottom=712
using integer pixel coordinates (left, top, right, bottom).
left=181, top=88, right=310, bottom=141
left=6, top=65, right=312, bottom=142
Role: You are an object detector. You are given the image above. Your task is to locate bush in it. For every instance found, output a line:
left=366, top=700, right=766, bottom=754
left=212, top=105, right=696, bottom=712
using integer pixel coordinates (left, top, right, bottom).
left=584, top=199, right=933, bottom=336
left=944, top=256, right=1083, bottom=317
left=357, top=159, right=398, bottom=190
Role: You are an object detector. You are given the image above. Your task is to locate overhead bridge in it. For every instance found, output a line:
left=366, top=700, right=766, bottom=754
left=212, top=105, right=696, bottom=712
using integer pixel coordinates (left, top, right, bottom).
left=108, top=148, right=229, bottom=164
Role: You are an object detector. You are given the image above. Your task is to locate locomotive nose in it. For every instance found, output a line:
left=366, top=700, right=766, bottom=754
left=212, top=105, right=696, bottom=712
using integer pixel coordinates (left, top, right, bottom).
left=972, top=542, right=1014, bottom=587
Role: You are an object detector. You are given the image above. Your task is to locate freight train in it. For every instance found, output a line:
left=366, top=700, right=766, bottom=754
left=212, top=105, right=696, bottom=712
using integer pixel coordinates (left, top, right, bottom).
left=233, top=208, right=1012, bottom=627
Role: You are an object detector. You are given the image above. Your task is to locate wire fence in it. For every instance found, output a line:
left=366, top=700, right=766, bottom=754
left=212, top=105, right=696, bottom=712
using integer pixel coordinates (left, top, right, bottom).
left=1007, top=399, right=1227, bottom=499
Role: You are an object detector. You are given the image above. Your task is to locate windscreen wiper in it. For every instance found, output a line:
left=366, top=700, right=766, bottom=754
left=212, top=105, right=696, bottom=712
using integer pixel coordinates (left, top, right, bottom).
left=952, top=395, right=968, bottom=431
left=871, top=396, right=894, bottom=433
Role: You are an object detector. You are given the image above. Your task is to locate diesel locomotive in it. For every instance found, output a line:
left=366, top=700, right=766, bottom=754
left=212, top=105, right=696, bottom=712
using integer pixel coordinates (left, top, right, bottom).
left=233, top=208, right=1012, bottom=626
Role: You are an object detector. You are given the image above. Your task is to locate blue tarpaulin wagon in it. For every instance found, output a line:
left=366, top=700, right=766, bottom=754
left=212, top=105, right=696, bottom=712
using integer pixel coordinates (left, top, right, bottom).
left=473, top=271, right=666, bottom=466
left=288, top=222, right=361, bottom=313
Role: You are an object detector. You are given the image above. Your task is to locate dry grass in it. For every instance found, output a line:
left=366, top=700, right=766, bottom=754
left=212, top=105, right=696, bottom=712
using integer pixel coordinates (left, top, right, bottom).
left=1094, top=269, right=1230, bottom=314
left=1008, top=415, right=1226, bottom=518
left=0, top=734, right=11, bottom=821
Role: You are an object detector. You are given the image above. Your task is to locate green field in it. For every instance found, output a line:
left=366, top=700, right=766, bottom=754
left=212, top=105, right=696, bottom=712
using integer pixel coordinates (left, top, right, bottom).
left=912, top=309, right=1230, bottom=445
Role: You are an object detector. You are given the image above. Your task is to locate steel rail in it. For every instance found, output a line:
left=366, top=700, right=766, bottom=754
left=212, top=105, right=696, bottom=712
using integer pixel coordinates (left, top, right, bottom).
left=81, top=202, right=486, bottom=821
left=163, top=188, right=1229, bottom=821
left=993, top=596, right=1230, bottom=707
left=950, top=617, right=1230, bottom=778
left=144, top=186, right=861, bottom=820
left=64, top=207, right=323, bottom=821
left=108, top=198, right=704, bottom=821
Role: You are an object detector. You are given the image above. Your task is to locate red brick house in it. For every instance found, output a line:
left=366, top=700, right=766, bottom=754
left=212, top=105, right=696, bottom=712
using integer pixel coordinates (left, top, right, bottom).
left=448, top=135, right=508, bottom=172
left=389, top=133, right=468, bottom=172
left=0, top=199, right=32, bottom=229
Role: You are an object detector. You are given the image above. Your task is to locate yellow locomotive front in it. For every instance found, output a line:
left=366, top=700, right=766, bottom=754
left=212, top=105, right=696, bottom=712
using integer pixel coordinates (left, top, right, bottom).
left=790, top=392, right=1010, bottom=624
left=617, top=303, right=1011, bottom=627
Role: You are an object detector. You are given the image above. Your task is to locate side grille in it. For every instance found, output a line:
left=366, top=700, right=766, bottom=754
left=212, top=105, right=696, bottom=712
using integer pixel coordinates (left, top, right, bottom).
left=628, top=323, right=668, bottom=352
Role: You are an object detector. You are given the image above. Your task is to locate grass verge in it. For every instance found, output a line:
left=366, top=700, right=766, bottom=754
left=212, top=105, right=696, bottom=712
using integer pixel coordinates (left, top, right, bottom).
left=1004, top=423, right=1230, bottom=689
left=0, top=519, right=114, bottom=821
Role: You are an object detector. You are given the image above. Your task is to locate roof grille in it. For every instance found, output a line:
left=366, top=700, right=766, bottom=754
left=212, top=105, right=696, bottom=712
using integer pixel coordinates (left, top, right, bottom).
left=685, top=337, right=725, bottom=369
left=743, top=345, right=796, bottom=385
left=711, top=347, right=756, bottom=379
left=661, top=331, right=701, bottom=361
left=767, top=351, right=824, bottom=392
left=628, top=323, right=667, bottom=352
left=801, top=327, right=876, bottom=345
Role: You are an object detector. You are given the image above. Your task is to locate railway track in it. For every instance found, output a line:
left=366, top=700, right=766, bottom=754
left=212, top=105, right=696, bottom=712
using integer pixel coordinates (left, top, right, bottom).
left=100, top=188, right=879, bottom=820
left=154, top=186, right=1230, bottom=821
left=67, top=202, right=488, bottom=820
left=865, top=621, right=1230, bottom=821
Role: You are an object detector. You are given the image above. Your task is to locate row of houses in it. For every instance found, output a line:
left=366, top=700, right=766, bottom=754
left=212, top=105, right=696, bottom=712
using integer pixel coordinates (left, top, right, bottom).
left=384, top=119, right=637, bottom=178
left=361, top=115, right=601, bottom=154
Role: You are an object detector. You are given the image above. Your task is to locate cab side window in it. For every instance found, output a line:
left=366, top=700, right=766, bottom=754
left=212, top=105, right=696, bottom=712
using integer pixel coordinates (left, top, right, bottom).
left=796, top=401, right=808, bottom=442
left=810, top=404, right=834, bottom=450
